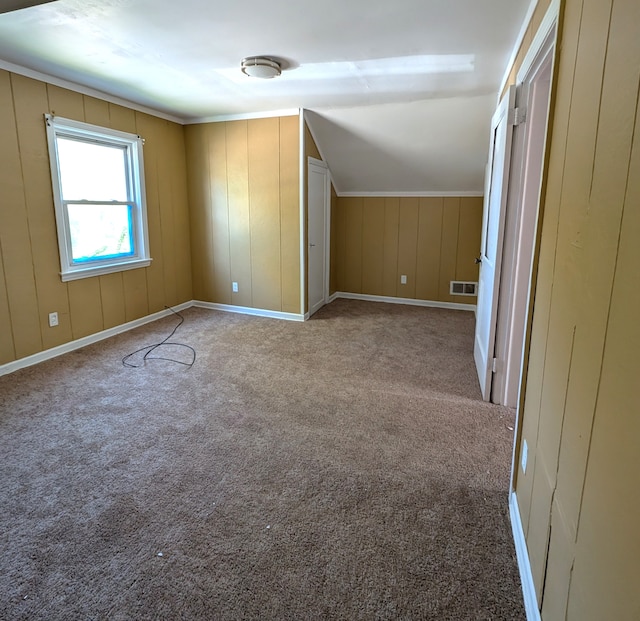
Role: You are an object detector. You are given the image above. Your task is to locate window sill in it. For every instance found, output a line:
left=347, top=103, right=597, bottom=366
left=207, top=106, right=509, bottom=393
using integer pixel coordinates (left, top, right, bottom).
left=60, top=258, right=152, bottom=282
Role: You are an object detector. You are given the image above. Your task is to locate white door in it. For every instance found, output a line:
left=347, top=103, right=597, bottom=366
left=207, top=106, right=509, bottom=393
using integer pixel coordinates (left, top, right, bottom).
left=308, top=158, right=329, bottom=317
left=474, top=86, right=516, bottom=400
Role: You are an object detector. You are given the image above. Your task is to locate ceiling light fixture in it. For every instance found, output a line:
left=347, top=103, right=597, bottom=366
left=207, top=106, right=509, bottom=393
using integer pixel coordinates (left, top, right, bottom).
left=241, top=56, right=282, bottom=79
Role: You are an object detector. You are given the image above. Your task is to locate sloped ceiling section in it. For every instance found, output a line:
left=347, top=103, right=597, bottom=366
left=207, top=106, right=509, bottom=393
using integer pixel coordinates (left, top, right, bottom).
left=307, top=95, right=496, bottom=195
left=0, top=0, right=531, bottom=194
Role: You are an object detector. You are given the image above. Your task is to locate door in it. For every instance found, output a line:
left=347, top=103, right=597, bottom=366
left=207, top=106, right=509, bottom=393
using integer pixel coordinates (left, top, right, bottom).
left=474, top=86, right=516, bottom=400
left=493, top=45, right=554, bottom=407
left=307, top=158, right=329, bottom=317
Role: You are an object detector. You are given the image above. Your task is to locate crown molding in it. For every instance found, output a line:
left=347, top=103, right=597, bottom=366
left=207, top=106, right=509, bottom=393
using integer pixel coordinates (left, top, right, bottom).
left=0, top=59, right=185, bottom=124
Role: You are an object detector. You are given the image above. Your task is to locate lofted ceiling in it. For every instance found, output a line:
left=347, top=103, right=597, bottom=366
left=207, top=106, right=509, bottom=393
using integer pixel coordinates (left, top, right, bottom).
left=0, top=0, right=531, bottom=194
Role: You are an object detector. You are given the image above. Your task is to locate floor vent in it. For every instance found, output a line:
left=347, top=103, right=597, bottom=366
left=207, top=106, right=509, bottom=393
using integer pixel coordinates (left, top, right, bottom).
left=450, top=281, right=478, bottom=296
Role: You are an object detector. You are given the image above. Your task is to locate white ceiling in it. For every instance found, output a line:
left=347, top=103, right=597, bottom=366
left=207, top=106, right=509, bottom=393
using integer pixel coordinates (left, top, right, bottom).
left=0, top=0, right=531, bottom=194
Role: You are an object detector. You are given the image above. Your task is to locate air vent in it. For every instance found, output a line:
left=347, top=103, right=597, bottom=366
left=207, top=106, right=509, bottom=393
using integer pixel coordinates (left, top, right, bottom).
left=450, top=281, right=477, bottom=296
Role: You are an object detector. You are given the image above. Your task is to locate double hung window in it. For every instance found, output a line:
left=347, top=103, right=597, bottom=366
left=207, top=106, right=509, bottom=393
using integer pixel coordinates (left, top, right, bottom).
left=45, top=114, right=151, bottom=281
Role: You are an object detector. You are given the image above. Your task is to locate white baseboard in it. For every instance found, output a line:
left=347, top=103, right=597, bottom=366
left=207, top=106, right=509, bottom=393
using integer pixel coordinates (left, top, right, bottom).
left=0, top=301, right=193, bottom=378
left=510, top=492, right=541, bottom=621
left=193, top=301, right=305, bottom=322
left=331, top=292, right=476, bottom=312
left=0, top=294, right=471, bottom=377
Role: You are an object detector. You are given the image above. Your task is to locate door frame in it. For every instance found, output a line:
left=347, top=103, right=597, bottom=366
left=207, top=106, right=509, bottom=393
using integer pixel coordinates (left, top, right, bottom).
left=493, top=31, right=556, bottom=408
left=474, top=85, right=517, bottom=401
left=505, top=4, right=559, bottom=501
left=307, top=156, right=331, bottom=317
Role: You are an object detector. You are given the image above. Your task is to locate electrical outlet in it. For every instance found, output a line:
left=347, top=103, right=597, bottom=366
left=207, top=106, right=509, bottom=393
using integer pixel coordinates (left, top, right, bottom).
left=232, top=282, right=239, bottom=293
left=400, top=275, right=407, bottom=285
left=48, top=312, right=59, bottom=327
left=521, top=439, right=528, bottom=474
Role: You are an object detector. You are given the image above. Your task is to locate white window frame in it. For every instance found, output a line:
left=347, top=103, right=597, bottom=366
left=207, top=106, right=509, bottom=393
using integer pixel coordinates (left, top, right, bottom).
left=45, top=114, right=151, bottom=282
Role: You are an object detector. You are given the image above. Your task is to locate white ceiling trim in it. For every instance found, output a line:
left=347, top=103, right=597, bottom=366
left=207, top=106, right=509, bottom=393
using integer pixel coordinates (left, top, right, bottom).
left=337, top=191, right=484, bottom=198
left=184, top=109, right=301, bottom=125
left=0, top=58, right=185, bottom=124
left=497, top=0, right=541, bottom=102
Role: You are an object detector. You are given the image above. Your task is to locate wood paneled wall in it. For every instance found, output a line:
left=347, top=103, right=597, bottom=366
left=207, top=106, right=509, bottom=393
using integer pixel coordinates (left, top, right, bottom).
left=333, top=196, right=481, bottom=305
left=511, top=0, right=640, bottom=618
left=0, top=70, right=192, bottom=365
left=184, top=116, right=300, bottom=314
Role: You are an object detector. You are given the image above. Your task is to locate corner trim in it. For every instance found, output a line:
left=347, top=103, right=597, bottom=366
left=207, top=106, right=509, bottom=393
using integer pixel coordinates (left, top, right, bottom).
left=332, top=292, right=476, bottom=312
left=0, top=59, right=185, bottom=124
left=0, top=302, right=193, bottom=377
left=510, top=492, right=542, bottom=621
left=497, top=0, right=541, bottom=101
left=193, top=301, right=305, bottom=322
left=516, top=0, right=560, bottom=85
left=185, top=109, right=301, bottom=124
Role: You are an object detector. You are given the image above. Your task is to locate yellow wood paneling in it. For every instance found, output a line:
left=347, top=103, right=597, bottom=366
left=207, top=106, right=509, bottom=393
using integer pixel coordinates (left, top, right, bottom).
left=415, top=197, right=444, bottom=301
left=305, top=124, right=321, bottom=161
left=515, top=0, right=584, bottom=538
left=329, top=185, right=338, bottom=295
left=567, top=81, right=640, bottom=617
left=14, top=75, right=73, bottom=350
left=381, top=198, right=400, bottom=298
left=184, top=124, right=209, bottom=300
left=397, top=197, right=419, bottom=299
left=0, top=71, right=190, bottom=366
left=109, top=104, right=137, bottom=133
left=513, top=0, right=640, bottom=616
left=455, top=197, right=482, bottom=286
left=137, top=114, right=168, bottom=314
left=67, top=278, right=103, bottom=339
left=334, top=195, right=348, bottom=292
left=279, top=116, right=300, bottom=313
left=520, top=0, right=613, bottom=602
left=334, top=194, right=480, bottom=305
left=208, top=122, right=231, bottom=305
left=171, top=120, right=192, bottom=305
left=553, top=0, right=639, bottom=543
left=248, top=118, right=281, bottom=311
left=122, top=268, right=149, bottom=322
left=83, top=96, right=110, bottom=127
left=342, top=197, right=363, bottom=293
left=184, top=115, right=301, bottom=314
left=1, top=73, right=43, bottom=358
left=157, top=119, right=179, bottom=309
left=226, top=121, right=252, bottom=308
left=0, top=248, right=15, bottom=364
left=47, top=84, right=84, bottom=119
left=438, top=198, right=461, bottom=303
left=361, top=198, right=385, bottom=296
left=100, top=272, right=126, bottom=330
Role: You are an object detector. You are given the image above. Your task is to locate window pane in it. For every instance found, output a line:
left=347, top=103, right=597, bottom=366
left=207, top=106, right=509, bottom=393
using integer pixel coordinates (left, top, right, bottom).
left=58, top=137, right=128, bottom=201
left=67, top=203, right=134, bottom=262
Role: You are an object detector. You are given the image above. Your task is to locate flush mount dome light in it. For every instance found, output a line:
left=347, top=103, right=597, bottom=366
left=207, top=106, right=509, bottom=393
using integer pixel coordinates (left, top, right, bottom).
left=241, top=56, right=282, bottom=79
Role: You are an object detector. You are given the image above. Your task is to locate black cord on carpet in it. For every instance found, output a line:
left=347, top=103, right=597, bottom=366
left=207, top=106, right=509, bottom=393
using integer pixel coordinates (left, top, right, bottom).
left=122, top=307, right=196, bottom=369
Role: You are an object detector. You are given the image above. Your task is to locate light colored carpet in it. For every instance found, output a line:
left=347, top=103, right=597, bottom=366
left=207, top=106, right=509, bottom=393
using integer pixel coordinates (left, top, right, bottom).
left=0, top=299, right=524, bottom=620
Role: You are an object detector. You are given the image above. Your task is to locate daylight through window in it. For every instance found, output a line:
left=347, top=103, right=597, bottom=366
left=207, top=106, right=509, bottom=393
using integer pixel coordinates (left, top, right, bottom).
left=45, top=114, right=151, bottom=281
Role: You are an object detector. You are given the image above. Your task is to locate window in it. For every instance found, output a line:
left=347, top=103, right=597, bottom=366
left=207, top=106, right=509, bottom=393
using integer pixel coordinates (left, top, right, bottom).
left=45, top=114, right=151, bottom=282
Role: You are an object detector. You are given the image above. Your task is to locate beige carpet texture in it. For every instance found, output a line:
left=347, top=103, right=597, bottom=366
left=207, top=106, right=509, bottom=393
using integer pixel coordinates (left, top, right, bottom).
left=0, top=299, right=525, bottom=620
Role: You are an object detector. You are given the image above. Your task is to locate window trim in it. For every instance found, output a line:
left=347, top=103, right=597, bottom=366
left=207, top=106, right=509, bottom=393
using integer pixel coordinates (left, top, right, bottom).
left=45, top=114, right=152, bottom=282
